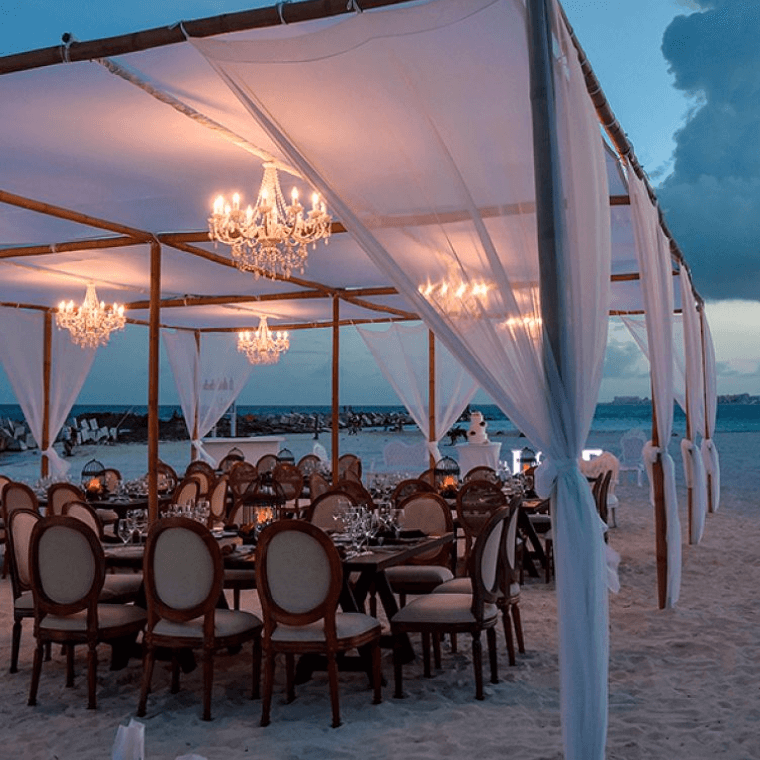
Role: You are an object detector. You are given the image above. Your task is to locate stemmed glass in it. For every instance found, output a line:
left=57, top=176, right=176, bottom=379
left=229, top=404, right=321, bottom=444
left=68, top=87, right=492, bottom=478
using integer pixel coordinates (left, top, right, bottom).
left=117, top=518, right=133, bottom=545
left=133, top=509, right=148, bottom=542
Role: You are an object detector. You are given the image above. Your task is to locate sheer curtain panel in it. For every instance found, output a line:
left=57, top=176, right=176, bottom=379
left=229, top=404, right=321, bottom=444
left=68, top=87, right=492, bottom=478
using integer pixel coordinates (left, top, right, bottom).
left=193, top=1, right=612, bottom=756
left=0, top=307, right=95, bottom=478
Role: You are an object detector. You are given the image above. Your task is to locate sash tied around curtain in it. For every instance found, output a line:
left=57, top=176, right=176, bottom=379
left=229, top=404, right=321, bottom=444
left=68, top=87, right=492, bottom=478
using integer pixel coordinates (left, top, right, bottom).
left=191, top=439, right=218, bottom=468
left=701, top=438, right=721, bottom=513
left=642, top=441, right=681, bottom=606
left=534, top=456, right=578, bottom=499
left=42, top=446, right=70, bottom=479
left=425, top=440, right=442, bottom=463
left=681, top=438, right=707, bottom=543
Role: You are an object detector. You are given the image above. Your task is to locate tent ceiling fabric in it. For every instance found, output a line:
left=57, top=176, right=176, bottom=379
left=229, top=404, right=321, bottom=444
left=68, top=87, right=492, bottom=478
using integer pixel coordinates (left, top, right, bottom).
left=0, top=0, right=680, bottom=332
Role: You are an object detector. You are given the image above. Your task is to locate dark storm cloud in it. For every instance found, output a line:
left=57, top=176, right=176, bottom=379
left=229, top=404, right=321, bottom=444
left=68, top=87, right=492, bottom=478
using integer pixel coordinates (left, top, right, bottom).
left=657, top=0, right=760, bottom=301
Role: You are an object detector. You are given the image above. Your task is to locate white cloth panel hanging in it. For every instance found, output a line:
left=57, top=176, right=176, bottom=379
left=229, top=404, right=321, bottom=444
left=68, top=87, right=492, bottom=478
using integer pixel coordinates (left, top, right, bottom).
left=357, top=323, right=478, bottom=461
left=0, top=307, right=95, bottom=478
left=621, top=313, right=686, bottom=411
left=193, top=1, right=612, bottom=757
left=627, top=163, right=681, bottom=607
left=163, top=331, right=252, bottom=464
left=679, top=268, right=707, bottom=543
left=699, top=309, right=721, bottom=512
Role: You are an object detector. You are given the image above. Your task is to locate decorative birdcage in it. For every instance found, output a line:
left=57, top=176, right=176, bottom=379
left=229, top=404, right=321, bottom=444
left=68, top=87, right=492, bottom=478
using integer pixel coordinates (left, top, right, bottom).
left=242, top=471, right=287, bottom=527
left=434, top=455, right=460, bottom=497
left=519, top=447, right=538, bottom=471
left=81, top=458, right=106, bottom=499
left=276, top=447, right=295, bottom=464
left=227, top=446, right=245, bottom=461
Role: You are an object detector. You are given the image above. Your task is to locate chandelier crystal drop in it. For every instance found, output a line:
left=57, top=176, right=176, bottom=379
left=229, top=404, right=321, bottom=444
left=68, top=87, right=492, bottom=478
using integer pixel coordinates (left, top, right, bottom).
left=208, top=163, right=332, bottom=279
left=55, top=283, right=126, bottom=348
left=237, top=317, right=290, bottom=365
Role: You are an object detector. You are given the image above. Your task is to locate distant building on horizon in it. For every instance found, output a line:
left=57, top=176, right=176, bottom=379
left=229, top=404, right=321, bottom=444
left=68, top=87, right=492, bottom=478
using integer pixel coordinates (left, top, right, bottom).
left=610, top=396, right=650, bottom=405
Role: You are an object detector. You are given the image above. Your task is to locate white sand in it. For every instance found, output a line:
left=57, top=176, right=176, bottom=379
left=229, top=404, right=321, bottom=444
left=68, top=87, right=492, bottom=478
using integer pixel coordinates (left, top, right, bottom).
left=1, top=429, right=758, bottom=759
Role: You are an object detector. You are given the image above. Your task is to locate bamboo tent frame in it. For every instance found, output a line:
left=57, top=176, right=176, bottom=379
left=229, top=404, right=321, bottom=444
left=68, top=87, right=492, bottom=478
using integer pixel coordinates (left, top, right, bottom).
left=0, top=0, right=705, bottom=605
left=0, top=3, right=715, bottom=756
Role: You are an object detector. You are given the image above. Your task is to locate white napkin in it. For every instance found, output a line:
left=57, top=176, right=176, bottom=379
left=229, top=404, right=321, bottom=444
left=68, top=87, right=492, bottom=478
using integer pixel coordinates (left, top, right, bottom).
left=112, top=719, right=145, bottom=760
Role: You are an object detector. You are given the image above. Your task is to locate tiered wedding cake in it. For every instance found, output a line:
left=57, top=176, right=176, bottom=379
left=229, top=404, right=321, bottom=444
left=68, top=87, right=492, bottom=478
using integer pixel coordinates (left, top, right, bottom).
left=467, top=411, right=489, bottom=445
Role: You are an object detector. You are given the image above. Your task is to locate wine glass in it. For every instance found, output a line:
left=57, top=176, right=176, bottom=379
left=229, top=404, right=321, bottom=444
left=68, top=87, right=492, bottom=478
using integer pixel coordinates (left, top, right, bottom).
left=133, top=509, right=148, bottom=542
left=117, top=519, right=133, bottom=545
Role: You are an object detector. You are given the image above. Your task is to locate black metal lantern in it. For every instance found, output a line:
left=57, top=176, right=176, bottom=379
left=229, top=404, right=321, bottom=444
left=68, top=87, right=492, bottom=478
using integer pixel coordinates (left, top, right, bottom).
left=240, top=471, right=287, bottom=528
left=277, top=447, right=295, bottom=464
left=81, top=458, right=106, bottom=499
left=434, top=455, right=460, bottom=497
left=227, top=446, right=245, bottom=461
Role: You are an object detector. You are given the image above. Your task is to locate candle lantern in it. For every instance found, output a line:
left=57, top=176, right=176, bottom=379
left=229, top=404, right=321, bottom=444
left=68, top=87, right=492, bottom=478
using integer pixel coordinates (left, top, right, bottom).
left=519, top=447, right=538, bottom=472
left=434, top=456, right=460, bottom=498
left=81, top=458, right=107, bottom=499
left=276, top=447, right=295, bottom=465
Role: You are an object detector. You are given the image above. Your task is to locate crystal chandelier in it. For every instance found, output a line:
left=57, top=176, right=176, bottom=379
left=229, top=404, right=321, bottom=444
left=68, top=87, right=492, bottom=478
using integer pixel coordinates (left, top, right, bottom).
left=55, top=283, right=126, bottom=348
left=237, top=317, right=290, bottom=365
left=208, top=163, right=332, bottom=279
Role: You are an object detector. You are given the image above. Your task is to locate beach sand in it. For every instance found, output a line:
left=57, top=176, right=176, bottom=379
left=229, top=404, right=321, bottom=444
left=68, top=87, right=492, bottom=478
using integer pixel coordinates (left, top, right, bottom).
left=1, top=428, right=758, bottom=759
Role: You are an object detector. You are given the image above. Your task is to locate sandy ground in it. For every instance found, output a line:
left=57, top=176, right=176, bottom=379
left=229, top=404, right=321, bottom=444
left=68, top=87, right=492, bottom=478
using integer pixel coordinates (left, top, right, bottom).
left=0, top=428, right=758, bottom=759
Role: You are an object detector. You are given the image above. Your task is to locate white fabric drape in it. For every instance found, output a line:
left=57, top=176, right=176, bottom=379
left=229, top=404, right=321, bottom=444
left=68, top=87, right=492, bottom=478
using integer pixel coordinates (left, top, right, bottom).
left=679, top=268, right=707, bottom=543
left=193, top=1, right=611, bottom=756
left=0, top=307, right=95, bottom=478
left=163, top=331, right=253, bottom=465
left=357, top=324, right=478, bottom=461
left=699, top=309, right=721, bottom=512
left=622, top=311, right=707, bottom=542
left=627, top=164, right=681, bottom=607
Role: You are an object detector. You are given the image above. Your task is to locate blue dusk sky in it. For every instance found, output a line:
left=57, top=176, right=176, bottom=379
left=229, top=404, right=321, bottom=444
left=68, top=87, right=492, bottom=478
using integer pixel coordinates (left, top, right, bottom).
left=0, top=0, right=757, bottom=406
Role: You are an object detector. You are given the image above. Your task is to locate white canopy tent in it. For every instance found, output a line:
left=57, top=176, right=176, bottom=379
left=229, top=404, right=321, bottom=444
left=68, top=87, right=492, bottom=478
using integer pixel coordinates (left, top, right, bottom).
left=0, top=1, right=716, bottom=757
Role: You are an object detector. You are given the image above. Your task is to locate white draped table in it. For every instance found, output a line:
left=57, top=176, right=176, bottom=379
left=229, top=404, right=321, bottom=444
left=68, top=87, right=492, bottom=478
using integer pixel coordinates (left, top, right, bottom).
left=455, top=442, right=502, bottom=474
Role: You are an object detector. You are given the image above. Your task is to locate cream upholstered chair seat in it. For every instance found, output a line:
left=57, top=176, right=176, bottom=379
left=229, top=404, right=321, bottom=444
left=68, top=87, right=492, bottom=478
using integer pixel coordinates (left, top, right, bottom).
left=433, top=576, right=522, bottom=598
left=39, top=604, right=146, bottom=632
left=385, top=565, right=453, bottom=586
left=272, top=612, right=379, bottom=643
left=153, top=608, right=260, bottom=640
left=256, top=519, right=382, bottom=728
left=138, top=517, right=262, bottom=722
left=393, top=593, right=498, bottom=626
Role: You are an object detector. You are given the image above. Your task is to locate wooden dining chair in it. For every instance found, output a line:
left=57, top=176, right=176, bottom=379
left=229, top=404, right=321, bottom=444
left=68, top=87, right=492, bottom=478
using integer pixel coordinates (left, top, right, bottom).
left=185, top=460, right=216, bottom=496
left=462, top=466, right=502, bottom=486
left=2, top=480, right=37, bottom=578
left=228, top=461, right=258, bottom=499
left=305, top=490, right=358, bottom=532
left=0, top=473, right=9, bottom=577
left=390, top=478, right=435, bottom=509
left=384, top=492, right=455, bottom=607
left=433, top=499, right=525, bottom=665
left=5, top=508, right=42, bottom=673
left=218, top=449, right=245, bottom=474
left=102, top=468, right=122, bottom=493
left=171, top=477, right=200, bottom=508
left=137, top=517, right=262, bottom=721
left=456, top=479, right=508, bottom=569
left=207, top=474, right=230, bottom=527
left=256, top=519, right=382, bottom=727
left=272, top=463, right=304, bottom=516
left=308, top=471, right=331, bottom=501
left=63, top=501, right=143, bottom=604
left=155, top=460, right=179, bottom=494
left=256, top=453, right=279, bottom=475
left=391, top=506, right=507, bottom=699
left=46, top=482, right=85, bottom=516
left=330, top=478, right=373, bottom=505
left=338, top=453, right=362, bottom=481
left=27, top=516, right=147, bottom=709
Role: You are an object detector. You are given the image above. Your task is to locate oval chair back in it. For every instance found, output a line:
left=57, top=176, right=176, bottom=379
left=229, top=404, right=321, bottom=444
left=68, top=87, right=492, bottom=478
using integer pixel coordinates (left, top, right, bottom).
left=228, top=461, right=258, bottom=497
left=256, top=519, right=341, bottom=630
left=306, top=491, right=358, bottom=532
left=456, top=480, right=507, bottom=568
left=172, top=477, right=200, bottom=508
left=103, top=468, right=122, bottom=493
left=470, top=507, right=509, bottom=625
left=47, top=482, right=85, bottom=516
left=3, top=481, right=38, bottom=518
left=30, top=515, right=104, bottom=617
left=7, top=508, right=41, bottom=598
left=256, top=454, right=278, bottom=475
left=397, top=492, right=454, bottom=565
left=390, top=478, right=435, bottom=509
left=63, top=500, right=104, bottom=540
left=208, top=475, right=230, bottom=527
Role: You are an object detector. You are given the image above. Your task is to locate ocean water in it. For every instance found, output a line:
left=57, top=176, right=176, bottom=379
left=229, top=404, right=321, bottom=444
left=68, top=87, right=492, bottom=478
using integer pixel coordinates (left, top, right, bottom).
left=0, top=402, right=758, bottom=434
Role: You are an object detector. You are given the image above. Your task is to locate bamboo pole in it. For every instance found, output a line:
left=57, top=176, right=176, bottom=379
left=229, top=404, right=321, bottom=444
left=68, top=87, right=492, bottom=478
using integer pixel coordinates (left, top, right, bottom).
left=650, top=382, right=668, bottom=610
left=41, top=311, right=52, bottom=479
left=0, top=189, right=151, bottom=241
left=147, top=240, right=161, bottom=524
left=428, top=330, right=436, bottom=469
left=331, top=295, right=340, bottom=485
left=0, top=0, right=413, bottom=76
left=0, top=235, right=140, bottom=259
